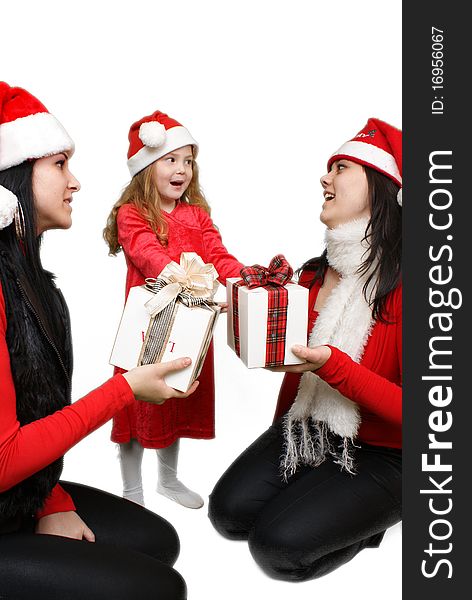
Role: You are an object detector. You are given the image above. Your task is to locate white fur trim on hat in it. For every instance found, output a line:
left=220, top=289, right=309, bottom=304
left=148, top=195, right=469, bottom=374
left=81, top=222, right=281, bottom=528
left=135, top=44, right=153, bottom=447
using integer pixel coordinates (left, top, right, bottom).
left=0, top=112, right=75, bottom=171
left=139, top=121, right=167, bottom=148
left=331, top=140, right=402, bottom=186
left=0, top=185, right=18, bottom=230
left=127, top=125, right=198, bottom=177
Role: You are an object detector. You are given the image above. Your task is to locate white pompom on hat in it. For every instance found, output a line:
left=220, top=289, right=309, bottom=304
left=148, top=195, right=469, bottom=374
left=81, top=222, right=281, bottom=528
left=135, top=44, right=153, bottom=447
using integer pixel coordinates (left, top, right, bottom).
left=138, top=121, right=167, bottom=148
left=0, top=184, right=17, bottom=230
left=127, top=110, right=198, bottom=177
left=328, top=118, right=402, bottom=206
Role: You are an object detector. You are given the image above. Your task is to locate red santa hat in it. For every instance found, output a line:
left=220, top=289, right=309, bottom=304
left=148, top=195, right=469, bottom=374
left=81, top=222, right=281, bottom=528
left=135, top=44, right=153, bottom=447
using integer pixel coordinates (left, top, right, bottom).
left=127, top=110, right=198, bottom=177
left=0, top=82, right=75, bottom=230
left=328, top=118, right=402, bottom=206
left=0, top=82, right=74, bottom=171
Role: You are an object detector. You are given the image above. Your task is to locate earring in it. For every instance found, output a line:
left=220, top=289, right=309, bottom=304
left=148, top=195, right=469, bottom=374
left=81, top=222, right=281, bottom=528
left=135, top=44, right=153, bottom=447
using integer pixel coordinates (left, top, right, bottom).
left=14, top=202, right=26, bottom=241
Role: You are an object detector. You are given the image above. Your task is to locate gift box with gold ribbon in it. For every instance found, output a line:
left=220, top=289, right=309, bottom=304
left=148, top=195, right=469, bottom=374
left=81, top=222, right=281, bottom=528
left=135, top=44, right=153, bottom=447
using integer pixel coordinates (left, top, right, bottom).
left=227, top=255, right=308, bottom=368
left=110, top=252, right=221, bottom=391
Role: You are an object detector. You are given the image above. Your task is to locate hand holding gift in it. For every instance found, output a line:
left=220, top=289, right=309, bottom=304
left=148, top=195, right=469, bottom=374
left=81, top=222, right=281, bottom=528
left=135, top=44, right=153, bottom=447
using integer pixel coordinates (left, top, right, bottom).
left=227, top=255, right=308, bottom=368
left=267, top=344, right=332, bottom=373
left=123, top=357, right=200, bottom=404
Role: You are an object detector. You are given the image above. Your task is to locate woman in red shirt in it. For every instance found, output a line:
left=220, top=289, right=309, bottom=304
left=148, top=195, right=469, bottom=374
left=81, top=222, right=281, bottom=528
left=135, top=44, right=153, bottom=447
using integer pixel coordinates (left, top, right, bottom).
left=209, top=118, right=402, bottom=581
left=0, top=82, right=193, bottom=599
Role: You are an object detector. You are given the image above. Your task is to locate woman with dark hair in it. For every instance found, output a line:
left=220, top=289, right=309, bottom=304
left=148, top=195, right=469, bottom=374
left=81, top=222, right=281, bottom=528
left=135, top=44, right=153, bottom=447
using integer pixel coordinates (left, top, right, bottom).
left=209, top=118, right=402, bottom=581
left=0, top=82, right=193, bottom=598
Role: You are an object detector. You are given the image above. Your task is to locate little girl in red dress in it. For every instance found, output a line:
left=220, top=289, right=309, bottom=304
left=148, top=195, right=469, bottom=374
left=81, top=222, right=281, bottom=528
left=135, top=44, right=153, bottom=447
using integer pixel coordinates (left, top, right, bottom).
left=104, top=110, right=243, bottom=509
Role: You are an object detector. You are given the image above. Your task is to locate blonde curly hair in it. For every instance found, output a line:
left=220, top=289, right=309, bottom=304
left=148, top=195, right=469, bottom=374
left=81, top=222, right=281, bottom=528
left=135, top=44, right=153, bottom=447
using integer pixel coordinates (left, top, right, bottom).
left=103, top=155, right=210, bottom=255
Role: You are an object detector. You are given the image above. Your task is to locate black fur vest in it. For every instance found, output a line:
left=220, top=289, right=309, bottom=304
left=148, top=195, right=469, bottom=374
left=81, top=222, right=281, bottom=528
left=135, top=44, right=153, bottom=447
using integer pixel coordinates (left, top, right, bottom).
left=0, top=250, right=72, bottom=524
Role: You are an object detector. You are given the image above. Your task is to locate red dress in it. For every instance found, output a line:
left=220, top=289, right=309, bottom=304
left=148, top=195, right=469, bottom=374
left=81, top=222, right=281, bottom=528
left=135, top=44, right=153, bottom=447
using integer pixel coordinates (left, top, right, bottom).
left=274, top=270, right=402, bottom=449
left=111, top=202, right=243, bottom=448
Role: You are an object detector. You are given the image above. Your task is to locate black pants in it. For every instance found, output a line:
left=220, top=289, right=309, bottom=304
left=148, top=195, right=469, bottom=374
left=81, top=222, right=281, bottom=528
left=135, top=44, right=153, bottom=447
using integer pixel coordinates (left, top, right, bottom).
left=0, top=481, right=186, bottom=599
left=208, top=420, right=402, bottom=581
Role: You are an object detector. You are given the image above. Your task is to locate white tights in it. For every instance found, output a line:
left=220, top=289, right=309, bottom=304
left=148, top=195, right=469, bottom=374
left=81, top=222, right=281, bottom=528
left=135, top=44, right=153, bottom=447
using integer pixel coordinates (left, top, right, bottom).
left=118, top=438, right=145, bottom=506
left=118, top=439, right=203, bottom=509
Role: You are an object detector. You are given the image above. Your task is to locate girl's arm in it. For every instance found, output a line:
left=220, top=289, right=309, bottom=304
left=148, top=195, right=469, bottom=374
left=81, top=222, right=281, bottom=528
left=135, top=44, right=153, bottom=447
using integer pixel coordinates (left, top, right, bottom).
left=0, top=294, right=135, bottom=493
left=272, top=286, right=402, bottom=425
left=315, top=345, right=401, bottom=425
left=36, top=484, right=76, bottom=518
left=315, top=287, right=402, bottom=424
left=0, top=355, right=134, bottom=494
left=117, top=205, right=175, bottom=277
left=1, top=311, right=196, bottom=497
left=197, top=209, right=244, bottom=283
left=274, top=344, right=401, bottom=425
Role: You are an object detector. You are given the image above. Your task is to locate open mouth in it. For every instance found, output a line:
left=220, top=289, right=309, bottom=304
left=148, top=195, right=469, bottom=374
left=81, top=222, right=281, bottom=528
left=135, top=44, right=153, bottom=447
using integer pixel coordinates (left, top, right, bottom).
left=324, top=192, right=335, bottom=201
left=170, top=180, right=184, bottom=187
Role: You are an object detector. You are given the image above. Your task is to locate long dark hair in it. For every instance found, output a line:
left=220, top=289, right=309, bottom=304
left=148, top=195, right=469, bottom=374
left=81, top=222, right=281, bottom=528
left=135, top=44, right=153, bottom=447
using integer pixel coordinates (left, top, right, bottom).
left=299, top=166, right=402, bottom=322
left=0, top=161, right=64, bottom=334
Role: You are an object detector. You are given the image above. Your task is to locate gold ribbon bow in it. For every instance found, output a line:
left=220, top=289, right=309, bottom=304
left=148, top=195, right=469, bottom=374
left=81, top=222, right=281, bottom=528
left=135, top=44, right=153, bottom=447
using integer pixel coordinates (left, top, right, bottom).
left=145, top=252, right=219, bottom=317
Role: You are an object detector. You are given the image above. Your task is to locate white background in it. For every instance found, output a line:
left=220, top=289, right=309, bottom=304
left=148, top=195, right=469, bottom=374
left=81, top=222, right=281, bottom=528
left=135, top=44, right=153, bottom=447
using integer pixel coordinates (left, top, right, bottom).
left=2, top=1, right=402, bottom=598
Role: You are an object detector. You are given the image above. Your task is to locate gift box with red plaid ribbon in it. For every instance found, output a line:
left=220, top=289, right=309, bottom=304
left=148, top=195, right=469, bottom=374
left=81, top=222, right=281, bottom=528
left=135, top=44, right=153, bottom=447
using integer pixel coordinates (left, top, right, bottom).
left=226, top=255, right=308, bottom=368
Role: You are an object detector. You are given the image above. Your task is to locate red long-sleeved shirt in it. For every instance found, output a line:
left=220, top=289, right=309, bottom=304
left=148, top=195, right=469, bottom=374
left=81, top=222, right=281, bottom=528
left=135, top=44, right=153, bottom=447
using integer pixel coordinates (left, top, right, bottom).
left=0, top=284, right=135, bottom=518
left=274, top=274, right=402, bottom=448
left=118, top=202, right=244, bottom=295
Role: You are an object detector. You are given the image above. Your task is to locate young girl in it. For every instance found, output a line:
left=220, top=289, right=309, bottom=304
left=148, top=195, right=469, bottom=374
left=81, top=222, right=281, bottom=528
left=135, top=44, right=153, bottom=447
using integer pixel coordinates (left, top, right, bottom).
left=104, top=110, right=243, bottom=509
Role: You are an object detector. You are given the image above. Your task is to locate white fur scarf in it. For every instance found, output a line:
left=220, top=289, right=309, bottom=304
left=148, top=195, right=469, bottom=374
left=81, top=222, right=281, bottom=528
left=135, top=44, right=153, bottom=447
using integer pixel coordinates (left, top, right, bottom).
left=282, top=218, right=377, bottom=479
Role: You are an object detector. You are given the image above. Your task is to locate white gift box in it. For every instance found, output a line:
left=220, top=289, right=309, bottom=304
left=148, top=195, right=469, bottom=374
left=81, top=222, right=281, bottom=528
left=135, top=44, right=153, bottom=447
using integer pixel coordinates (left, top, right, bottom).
left=226, top=278, right=308, bottom=368
left=110, top=285, right=220, bottom=392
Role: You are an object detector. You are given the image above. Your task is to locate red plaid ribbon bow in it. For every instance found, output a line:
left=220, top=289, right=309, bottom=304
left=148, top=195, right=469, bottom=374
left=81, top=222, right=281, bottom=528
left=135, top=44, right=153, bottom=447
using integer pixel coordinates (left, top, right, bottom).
left=232, top=254, right=293, bottom=367
left=239, top=254, right=294, bottom=288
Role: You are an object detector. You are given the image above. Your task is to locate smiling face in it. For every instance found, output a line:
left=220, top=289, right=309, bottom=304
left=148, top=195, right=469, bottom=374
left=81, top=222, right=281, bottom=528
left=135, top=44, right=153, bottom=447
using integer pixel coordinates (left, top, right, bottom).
left=32, top=152, right=80, bottom=234
left=152, top=145, right=193, bottom=210
left=319, top=159, right=370, bottom=229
